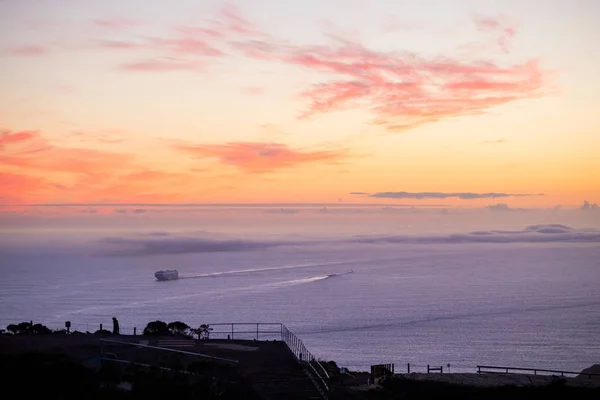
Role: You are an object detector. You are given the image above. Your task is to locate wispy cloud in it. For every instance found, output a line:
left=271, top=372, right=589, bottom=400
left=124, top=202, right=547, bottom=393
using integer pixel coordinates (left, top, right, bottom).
left=473, top=15, right=518, bottom=53
left=70, top=4, right=547, bottom=132
left=352, top=191, right=543, bottom=200
left=9, top=45, right=46, bottom=56
left=241, top=86, right=264, bottom=95
left=119, top=58, right=207, bottom=72
left=175, top=141, right=348, bottom=172
left=93, top=18, right=140, bottom=30
left=68, top=129, right=126, bottom=144
left=481, top=138, right=507, bottom=144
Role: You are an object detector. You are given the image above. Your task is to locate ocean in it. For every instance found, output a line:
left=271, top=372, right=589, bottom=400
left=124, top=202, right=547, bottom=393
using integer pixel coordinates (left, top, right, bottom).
left=1, top=208, right=599, bottom=373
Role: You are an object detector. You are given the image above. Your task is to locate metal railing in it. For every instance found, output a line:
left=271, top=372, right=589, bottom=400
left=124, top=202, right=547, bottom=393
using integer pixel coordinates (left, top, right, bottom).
left=207, top=322, right=329, bottom=399
left=477, top=365, right=600, bottom=378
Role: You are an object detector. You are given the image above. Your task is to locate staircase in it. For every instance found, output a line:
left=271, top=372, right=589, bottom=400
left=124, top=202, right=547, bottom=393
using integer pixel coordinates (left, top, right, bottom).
left=235, top=341, right=325, bottom=400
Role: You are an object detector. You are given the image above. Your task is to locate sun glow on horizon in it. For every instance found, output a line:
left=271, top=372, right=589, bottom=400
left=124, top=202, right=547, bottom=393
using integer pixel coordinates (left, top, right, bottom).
left=1, top=0, right=599, bottom=213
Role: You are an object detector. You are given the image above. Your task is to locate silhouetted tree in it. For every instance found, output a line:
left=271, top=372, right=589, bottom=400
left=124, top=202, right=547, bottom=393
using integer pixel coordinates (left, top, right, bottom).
left=167, top=321, right=191, bottom=336
left=195, top=324, right=213, bottom=340
left=31, top=323, right=52, bottom=334
left=6, top=322, right=51, bottom=335
left=143, top=320, right=170, bottom=336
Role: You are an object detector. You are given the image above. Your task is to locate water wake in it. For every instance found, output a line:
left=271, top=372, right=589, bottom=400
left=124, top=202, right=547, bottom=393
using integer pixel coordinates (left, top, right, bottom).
left=179, top=261, right=351, bottom=280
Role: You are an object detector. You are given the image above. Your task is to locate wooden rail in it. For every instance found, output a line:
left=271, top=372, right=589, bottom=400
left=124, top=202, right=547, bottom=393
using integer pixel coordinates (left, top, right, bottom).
left=477, top=365, right=600, bottom=378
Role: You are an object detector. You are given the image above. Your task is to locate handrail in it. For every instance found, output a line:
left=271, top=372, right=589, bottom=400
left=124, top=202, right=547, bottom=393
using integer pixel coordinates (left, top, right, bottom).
left=280, top=324, right=329, bottom=398
left=477, top=365, right=600, bottom=378
left=281, top=324, right=330, bottom=379
left=206, top=322, right=330, bottom=398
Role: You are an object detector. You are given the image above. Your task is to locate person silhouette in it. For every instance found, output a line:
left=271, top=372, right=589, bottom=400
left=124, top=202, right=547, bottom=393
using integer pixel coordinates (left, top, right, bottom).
left=112, top=317, right=120, bottom=335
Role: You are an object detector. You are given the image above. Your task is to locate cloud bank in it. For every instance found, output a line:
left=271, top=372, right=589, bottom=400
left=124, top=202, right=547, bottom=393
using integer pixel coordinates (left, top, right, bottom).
left=350, top=224, right=600, bottom=245
left=98, top=224, right=599, bottom=256
left=99, top=236, right=291, bottom=256
left=352, top=191, right=544, bottom=200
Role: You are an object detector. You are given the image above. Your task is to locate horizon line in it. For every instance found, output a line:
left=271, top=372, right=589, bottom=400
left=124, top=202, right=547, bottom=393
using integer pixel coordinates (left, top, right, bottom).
left=0, top=202, right=457, bottom=208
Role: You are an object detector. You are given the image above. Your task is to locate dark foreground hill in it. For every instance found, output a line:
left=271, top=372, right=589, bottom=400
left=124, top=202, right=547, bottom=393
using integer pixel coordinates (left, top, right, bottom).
left=1, top=334, right=599, bottom=400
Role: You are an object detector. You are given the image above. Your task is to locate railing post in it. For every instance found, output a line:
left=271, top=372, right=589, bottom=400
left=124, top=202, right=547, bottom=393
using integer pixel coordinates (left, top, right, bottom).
left=231, top=323, right=234, bottom=340
left=408, top=363, right=410, bottom=373
left=133, top=327, right=136, bottom=336
left=427, top=364, right=429, bottom=373
left=256, top=323, right=259, bottom=340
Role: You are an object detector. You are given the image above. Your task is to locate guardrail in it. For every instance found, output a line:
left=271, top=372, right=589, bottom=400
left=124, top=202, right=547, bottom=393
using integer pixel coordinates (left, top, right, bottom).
left=477, top=365, right=600, bottom=378
left=207, top=322, right=329, bottom=399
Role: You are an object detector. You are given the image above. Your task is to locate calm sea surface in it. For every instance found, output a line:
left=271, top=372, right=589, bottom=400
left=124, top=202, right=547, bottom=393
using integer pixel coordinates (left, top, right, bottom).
left=1, top=228, right=598, bottom=373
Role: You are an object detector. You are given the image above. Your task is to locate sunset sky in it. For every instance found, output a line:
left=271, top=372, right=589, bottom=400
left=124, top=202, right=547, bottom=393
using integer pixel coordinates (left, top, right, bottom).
left=1, top=0, right=599, bottom=210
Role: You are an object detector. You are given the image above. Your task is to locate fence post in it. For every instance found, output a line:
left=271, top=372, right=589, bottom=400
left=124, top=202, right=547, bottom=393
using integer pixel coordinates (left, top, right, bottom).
left=256, top=323, right=259, bottom=340
left=408, top=363, right=410, bottom=373
left=133, top=327, right=136, bottom=336
left=427, top=364, right=429, bottom=373
left=100, top=323, right=102, bottom=332
left=231, top=323, right=234, bottom=340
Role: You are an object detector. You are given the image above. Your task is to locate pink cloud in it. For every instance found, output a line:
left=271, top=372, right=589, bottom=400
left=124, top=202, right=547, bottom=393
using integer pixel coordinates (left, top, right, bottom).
left=241, top=86, right=264, bottom=95
left=230, top=35, right=545, bottom=130
left=474, top=15, right=518, bottom=53
left=218, top=3, right=265, bottom=37
left=149, top=37, right=223, bottom=56
left=175, top=142, right=348, bottom=173
left=82, top=6, right=546, bottom=131
left=120, top=58, right=206, bottom=72
left=93, top=18, right=139, bottom=29
left=10, top=45, right=46, bottom=56
left=93, top=39, right=143, bottom=49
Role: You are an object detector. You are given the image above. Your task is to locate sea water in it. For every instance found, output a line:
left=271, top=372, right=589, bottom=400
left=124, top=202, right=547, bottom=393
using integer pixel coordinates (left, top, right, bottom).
left=1, top=211, right=599, bottom=373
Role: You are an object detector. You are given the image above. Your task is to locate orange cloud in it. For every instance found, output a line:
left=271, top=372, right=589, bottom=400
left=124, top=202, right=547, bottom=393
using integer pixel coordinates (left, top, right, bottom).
left=0, top=129, right=40, bottom=146
left=0, top=129, right=233, bottom=205
left=176, top=142, right=348, bottom=173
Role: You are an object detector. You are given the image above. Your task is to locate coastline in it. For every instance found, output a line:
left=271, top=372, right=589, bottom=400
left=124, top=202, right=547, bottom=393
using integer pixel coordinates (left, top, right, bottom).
left=1, top=332, right=599, bottom=399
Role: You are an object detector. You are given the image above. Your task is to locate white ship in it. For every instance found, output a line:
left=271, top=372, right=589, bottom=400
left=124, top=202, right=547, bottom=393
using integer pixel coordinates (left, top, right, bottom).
left=155, top=269, right=179, bottom=281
